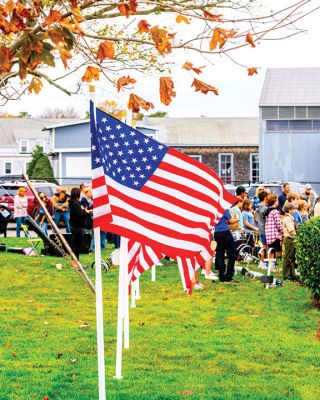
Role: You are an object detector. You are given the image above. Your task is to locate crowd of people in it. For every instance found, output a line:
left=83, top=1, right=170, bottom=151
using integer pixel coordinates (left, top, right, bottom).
left=198, top=183, right=320, bottom=289
left=10, top=180, right=320, bottom=284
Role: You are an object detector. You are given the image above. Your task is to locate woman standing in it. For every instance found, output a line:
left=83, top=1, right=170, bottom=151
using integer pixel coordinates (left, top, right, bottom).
left=14, top=187, right=28, bottom=237
left=69, top=187, right=88, bottom=260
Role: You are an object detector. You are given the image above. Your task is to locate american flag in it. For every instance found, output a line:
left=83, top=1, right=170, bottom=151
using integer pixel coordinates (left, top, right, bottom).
left=90, top=101, right=236, bottom=292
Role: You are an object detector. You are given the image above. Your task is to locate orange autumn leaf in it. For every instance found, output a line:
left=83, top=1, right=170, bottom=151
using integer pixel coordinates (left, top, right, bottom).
left=182, top=61, right=205, bottom=75
left=0, top=46, right=13, bottom=73
left=118, top=1, right=137, bottom=18
left=210, top=28, right=236, bottom=50
left=128, top=93, right=154, bottom=113
left=81, top=66, right=100, bottom=82
left=247, top=67, right=258, bottom=76
left=176, top=15, right=190, bottom=24
left=28, top=77, right=43, bottom=94
left=150, top=26, right=172, bottom=55
left=246, top=32, right=255, bottom=48
left=71, top=7, right=84, bottom=22
left=138, top=20, right=151, bottom=33
left=59, top=47, right=72, bottom=68
left=160, top=77, right=176, bottom=106
left=117, top=76, right=137, bottom=92
left=203, top=11, right=223, bottom=21
left=44, top=10, right=63, bottom=26
left=191, top=78, right=219, bottom=95
left=97, top=40, right=115, bottom=62
left=4, top=0, right=15, bottom=13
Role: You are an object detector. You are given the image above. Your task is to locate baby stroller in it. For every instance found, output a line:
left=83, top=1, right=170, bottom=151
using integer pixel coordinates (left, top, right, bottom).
left=0, top=205, right=12, bottom=237
left=232, top=230, right=260, bottom=264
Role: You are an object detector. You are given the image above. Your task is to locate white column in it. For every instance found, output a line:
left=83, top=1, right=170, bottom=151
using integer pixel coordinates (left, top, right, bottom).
left=151, top=264, right=156, bottom=282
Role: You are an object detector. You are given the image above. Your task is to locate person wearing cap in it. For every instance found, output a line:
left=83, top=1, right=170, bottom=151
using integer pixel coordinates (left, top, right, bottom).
left=300, top=184, right=315, bottom=216
left=282, top=203, right=298, bottom=281
left=14, top=187, right=28, bottom=237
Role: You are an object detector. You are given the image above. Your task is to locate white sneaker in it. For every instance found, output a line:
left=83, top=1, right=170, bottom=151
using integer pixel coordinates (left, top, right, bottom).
left=259, top=261, right=267, bottom=269
left=204, top=271, right=219, bottom=281
left=194, top=283, right=205, bottom=290
left=200, top=269, right=206, bottom=276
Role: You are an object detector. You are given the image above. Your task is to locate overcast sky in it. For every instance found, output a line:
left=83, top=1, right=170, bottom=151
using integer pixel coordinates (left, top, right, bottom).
left=2, top=0, right=320, bottom=119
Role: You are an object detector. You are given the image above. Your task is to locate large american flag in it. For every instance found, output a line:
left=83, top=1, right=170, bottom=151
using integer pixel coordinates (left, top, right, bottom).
left=90, top=101, right=236, bottom=292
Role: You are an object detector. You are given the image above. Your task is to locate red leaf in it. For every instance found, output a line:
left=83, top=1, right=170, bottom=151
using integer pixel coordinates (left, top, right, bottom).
left=203, top=11, right=223, bottom=21
left=138, top=20, right=151, bottom=33
left=128, top=93, right=154, bottom=113
left=97, top=40, right=115, bottom=62
left=117, top=75, right=137, bottom=92
left=181, top=390, right=193, bottom=395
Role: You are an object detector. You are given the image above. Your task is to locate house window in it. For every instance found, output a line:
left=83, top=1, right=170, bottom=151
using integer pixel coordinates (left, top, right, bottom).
left=5, top=162, right=12, bottom=175
left=20, top=139, right=28, bottom=153
left=219, top=153, right=233, bottom=183
left=36, top=140, right=45, bottom=151
left=250, top=154, right=259, bottom=183
left=189, top=155, right=202, bottom=163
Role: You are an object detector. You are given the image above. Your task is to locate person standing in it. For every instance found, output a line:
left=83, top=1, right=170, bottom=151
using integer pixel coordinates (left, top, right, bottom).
left=255, top=190, right=269, bottom=269
left=214, top=209, right=238, bottom=282
left=14, top=187, right=28, bottom=237
left=53, top=189, right=71, bottom=233
left=282, top=203, right=298, bottom=281
left=300, top=184, right=315, bottom=216
left=297, top=200, right=309, bottom=224
left=314, top=197, right=320, bottom=218
left=69, top=188, right=88, bottom=260
left=265, top=194, right=283, bottom=269
left=278, top=183, right=290, bottom=215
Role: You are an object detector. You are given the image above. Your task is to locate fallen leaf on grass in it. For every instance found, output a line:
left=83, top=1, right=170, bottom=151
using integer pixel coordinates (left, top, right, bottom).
left=70, top=358, right=78, bottom=363
left=15, top=269, right=19, bottom=273
left=6, top=343, right=10, bottom=348
left=42, top=396, right=49, bottom=400
left=71, top=374, right=77, bottom=379
left=290, top=288, right=295, bottom=292
left=162, top=297, right=168, bottom=301
left=80, top=323, right=90, bottom=329
left=56, top=353, right=63, bottom=359
left=138, top=321, right=145, bottom=326
left=181, top=390, right=193, bottom=395
left=56, top=312, right=62, bottom=316
left=28, top=299, right=34, bottom=303
left=44, top=321, right=49, bottom=325
left=12, top=352, right=17, bottom=357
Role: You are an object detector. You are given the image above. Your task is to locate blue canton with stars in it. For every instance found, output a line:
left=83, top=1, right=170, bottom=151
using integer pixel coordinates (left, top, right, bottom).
left=90, top=102, right=168, bottom=190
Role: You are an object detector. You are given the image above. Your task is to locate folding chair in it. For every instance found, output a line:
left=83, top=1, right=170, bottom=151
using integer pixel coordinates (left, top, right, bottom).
left=21, top=224, right=42, bottom=257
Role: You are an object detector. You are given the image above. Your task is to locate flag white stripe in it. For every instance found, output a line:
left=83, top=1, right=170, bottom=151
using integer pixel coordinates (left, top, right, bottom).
left=104, top=176, right=212, bottom=226
left=93, top=185, right=108, bottom=198
left=146, top=246, right=162, bottom=265
left=109, top=194, right=210, bottom=239
left=93, top=204, right=111, bottom=218
left=113, top=215, right=206, bottom=252
left=154, top=168, right=221, bottom=204
left=145, top=180, right=219, bottom=217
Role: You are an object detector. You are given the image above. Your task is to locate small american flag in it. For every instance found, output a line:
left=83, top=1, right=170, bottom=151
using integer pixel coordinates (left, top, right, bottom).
left=90, top=101, right=236, bottom=292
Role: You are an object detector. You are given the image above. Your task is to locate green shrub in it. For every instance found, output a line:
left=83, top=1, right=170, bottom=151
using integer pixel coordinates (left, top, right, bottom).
left=295, top=217, right=320, bottom=300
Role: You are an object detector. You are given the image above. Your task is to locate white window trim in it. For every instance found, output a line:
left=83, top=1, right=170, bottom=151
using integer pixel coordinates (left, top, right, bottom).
left=189, top=155, right=202, bottom=163
left=35, top=139, right=45, bottom=151
left=4, top=161, right=12, bottom=175
left=250, top=153, right=259, bottom=183
left=219, top=153, right=234, bottom=183
left=19, top=139, right=29, bottom=153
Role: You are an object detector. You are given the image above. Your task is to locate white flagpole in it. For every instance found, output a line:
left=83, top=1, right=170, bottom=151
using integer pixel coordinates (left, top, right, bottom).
left=151, top=264, right=156, bottom=282
left=115, top=236, right=129, bottom=378
left=135, top=277, right=141, bottom=300
left=123, top=239, right=130, bottom=350
left=130, top=281, right=136, bottom=308
left=90, top=85, right=107, bottom=399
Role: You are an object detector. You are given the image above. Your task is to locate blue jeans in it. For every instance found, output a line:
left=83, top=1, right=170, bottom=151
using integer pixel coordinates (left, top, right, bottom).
left=54, top=210, right=71, bottom=233
left=16, top=216, right=27, bottom=237
left=91, top=231, right=107, bottom=250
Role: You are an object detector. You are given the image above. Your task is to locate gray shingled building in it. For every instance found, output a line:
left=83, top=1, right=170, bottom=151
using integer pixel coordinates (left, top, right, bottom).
left=259, top=67, right=320, bottom=191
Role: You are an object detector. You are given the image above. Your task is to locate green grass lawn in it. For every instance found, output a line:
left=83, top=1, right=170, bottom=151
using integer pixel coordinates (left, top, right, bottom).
left=0, top=237, right=319, bottom=400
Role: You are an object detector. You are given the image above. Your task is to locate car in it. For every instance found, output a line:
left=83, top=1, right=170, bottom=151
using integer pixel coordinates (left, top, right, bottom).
left=0, top=180, right=58, bottom=219
left=247, top=182, right=318, bottom=200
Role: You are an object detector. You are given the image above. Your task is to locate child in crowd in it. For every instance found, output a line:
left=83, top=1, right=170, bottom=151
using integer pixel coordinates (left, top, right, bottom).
left=265, top=194, right=283, bottom=270
left=242, top=198, right=259, bottom=249
left=282, top=203, right=298, bottom=281
left=255, top=190, right=269, bottom=269
left=285, top=192, right=302, bottom=226
left=297, top=200, right=309, bottom=223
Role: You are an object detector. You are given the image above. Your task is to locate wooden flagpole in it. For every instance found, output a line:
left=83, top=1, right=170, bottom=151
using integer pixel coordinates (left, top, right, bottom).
left=90, top=85, right=107, bottom=399
left=23, top=174, right=95, bottom=293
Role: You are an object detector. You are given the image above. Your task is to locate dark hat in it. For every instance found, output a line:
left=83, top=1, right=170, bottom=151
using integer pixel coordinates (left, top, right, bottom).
left=236, top=185, right=246, bottom=196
